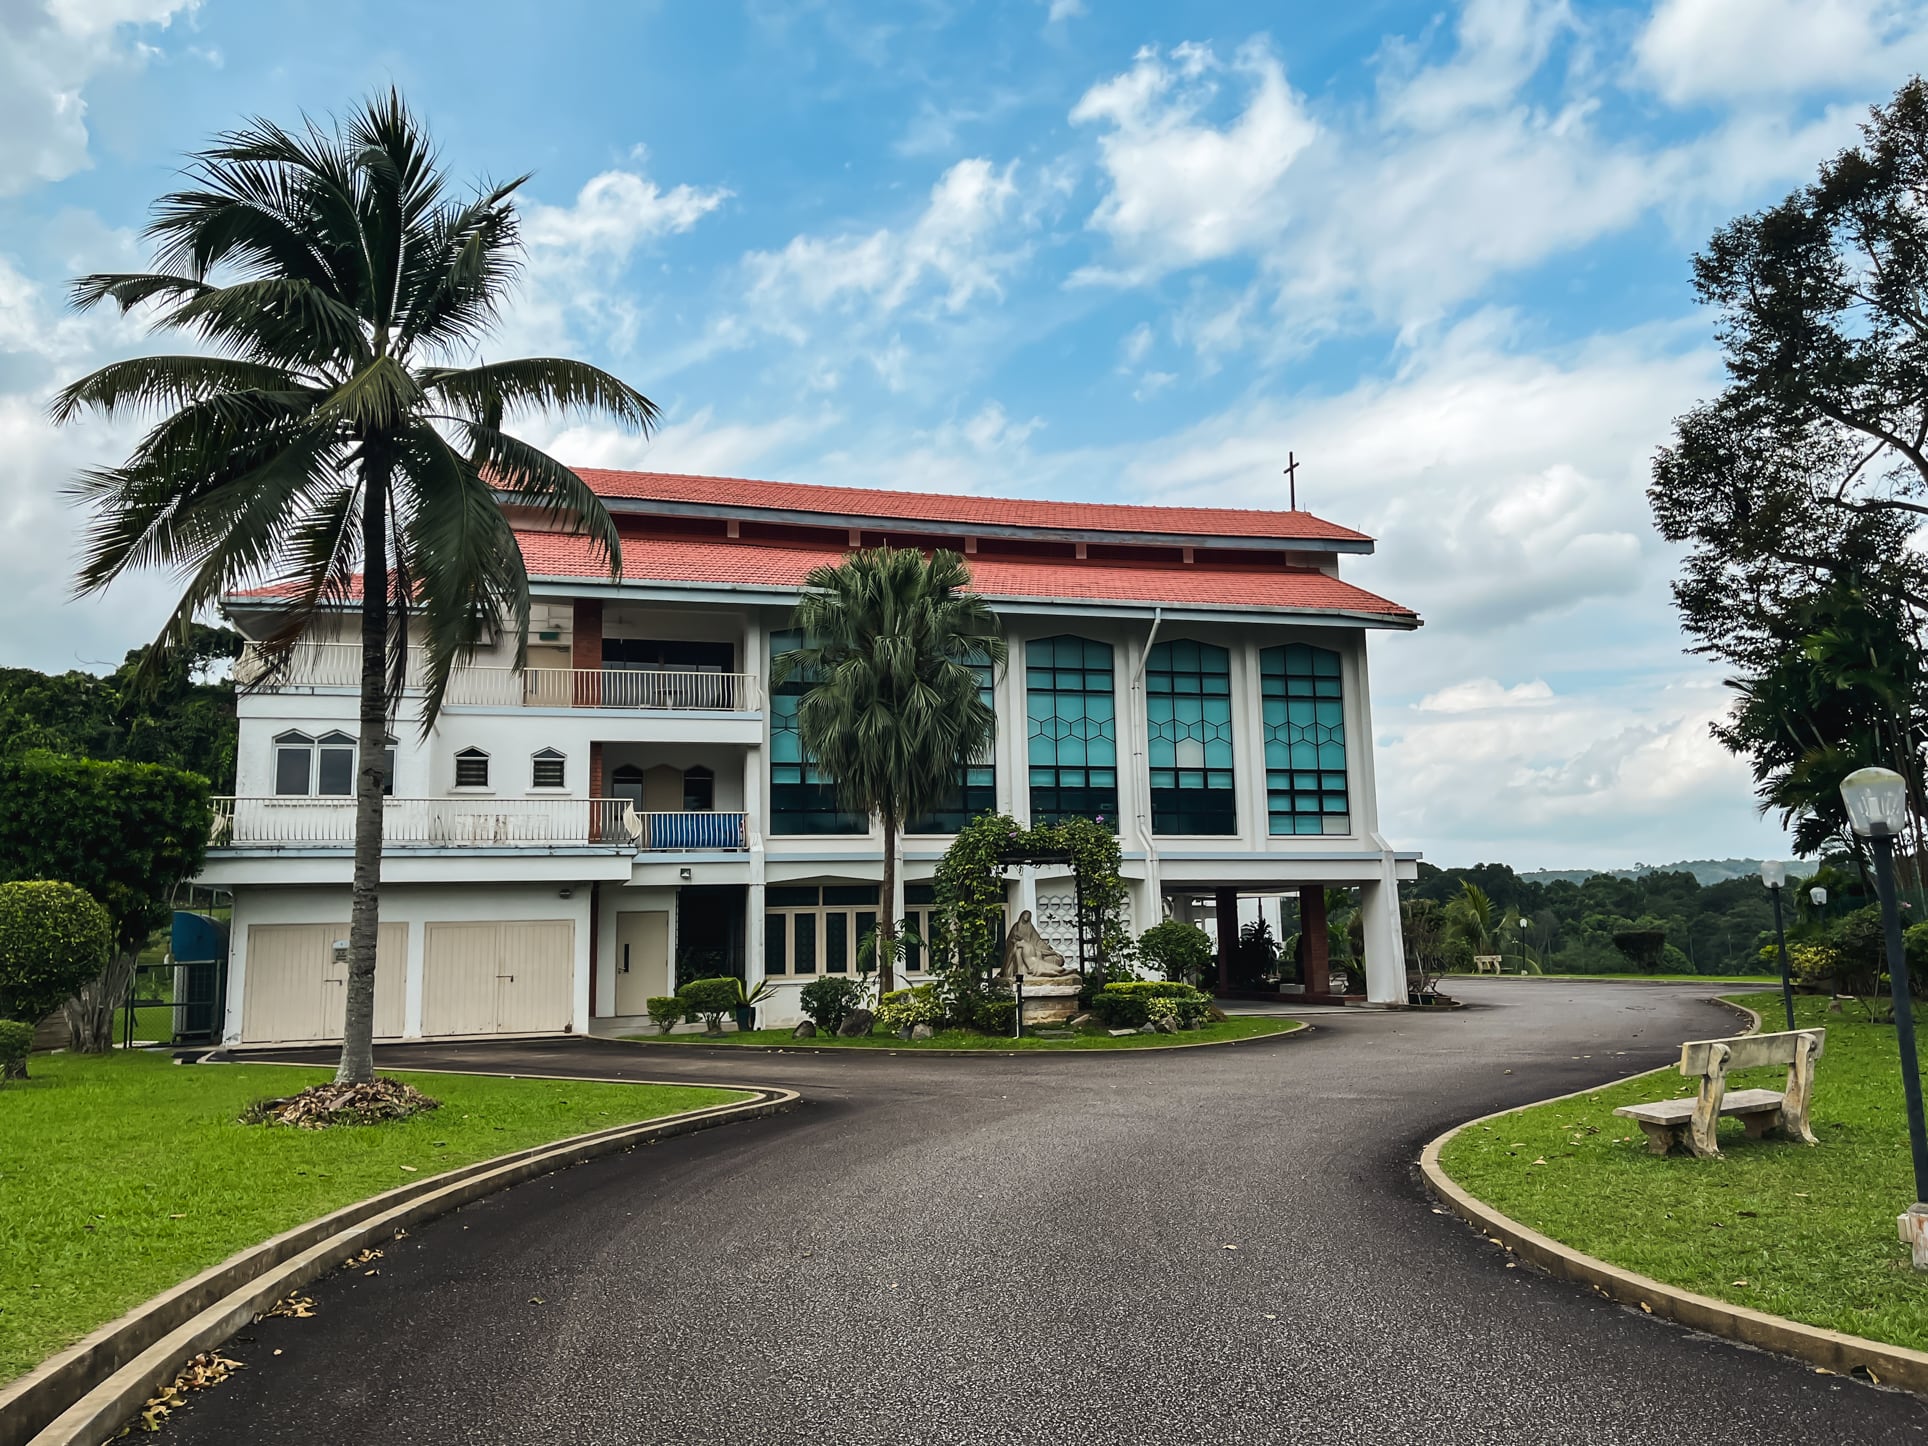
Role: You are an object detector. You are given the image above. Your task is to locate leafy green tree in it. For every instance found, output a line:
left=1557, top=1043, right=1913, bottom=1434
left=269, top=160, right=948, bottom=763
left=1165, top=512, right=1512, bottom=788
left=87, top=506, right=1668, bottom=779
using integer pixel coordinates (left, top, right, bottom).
left=775, top=546, right=1005, bottom=992
left=0, top=881, right=113, bottom=1074
left=1138, top=918, right=1215, bottom=985
left=52, top=93, right=654, bottom=1084
left=0, top=753, right=211, bottom=1050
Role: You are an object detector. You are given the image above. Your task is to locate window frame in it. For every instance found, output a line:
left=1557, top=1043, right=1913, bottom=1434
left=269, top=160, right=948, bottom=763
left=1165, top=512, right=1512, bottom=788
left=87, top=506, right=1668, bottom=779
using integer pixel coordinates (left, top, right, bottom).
left=1145, top=639, right=1238, bottom=836
left=1260, top=643, right=1350, bottom=837
left=1025, top=635, right=1119, bottom=830
left=530, top=748, right=567, bottom=791
left=453, top=747, right=492, bottom=791
left=274, top=730, right=395, bottom=798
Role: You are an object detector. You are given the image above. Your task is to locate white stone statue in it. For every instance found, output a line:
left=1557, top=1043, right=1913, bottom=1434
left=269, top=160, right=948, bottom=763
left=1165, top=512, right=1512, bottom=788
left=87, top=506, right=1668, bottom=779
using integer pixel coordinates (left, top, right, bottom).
left=1001, top=910, right=1076, bottom=982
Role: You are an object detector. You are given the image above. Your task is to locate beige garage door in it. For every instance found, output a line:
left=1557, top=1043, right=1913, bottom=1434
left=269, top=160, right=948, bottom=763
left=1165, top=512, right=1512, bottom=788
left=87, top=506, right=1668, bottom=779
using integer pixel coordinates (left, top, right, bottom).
left=422, top=920, right=574, bottom=1037
left=241, top=923, right=406, bottom=1045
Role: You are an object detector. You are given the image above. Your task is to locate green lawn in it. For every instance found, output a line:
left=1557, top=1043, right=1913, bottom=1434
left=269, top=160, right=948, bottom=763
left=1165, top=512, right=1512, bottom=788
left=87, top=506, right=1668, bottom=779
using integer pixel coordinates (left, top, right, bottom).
left=630, top=1015, right=1302, bottom=1050
left=0, top=1052, right=745, bottom=1383
left=1437, top=991, right=1928, bottom=1351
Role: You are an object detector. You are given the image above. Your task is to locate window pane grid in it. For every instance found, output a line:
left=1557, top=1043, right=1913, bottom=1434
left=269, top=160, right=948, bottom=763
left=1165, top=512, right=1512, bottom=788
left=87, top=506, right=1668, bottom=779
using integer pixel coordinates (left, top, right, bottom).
left=770, top=630, right=866, bottom=835
left=1261, top=645, right=1348, bottom=836
left=1146, top=639, right=1236, bottom=836
left=1026, top=636, right=1118, bottom=829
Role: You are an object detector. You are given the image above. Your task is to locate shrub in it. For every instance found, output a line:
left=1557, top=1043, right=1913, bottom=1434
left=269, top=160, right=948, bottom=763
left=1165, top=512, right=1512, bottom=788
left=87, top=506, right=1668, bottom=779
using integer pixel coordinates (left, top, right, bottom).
left=972, top=997, right=1017, bottom=1034
left=0, top=1019, right=31, bottom=1082
left=0, top=881, right=113, bottom=1035
left=645, top=996, right=682, bottom=1035
left=876, top=983, right=944, bottom=1034
left=677, top=977, right=742, bottom=1034
left=1090, top=990, right=1148, bottom=1028
left=1137, top=919, right=1215, bottom=985
left=1146, top=996, right=1180, bottom=1028
left=1091, top=980, right=1210, bottom=1029
left=798, top=975, right=867, bottom=1033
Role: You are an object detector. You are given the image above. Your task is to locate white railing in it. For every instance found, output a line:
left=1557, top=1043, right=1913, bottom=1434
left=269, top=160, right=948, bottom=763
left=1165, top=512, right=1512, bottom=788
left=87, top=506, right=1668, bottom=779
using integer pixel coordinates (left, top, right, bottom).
left=236, top=642, right=758, bottom=711
left=210, top=796, right=749, bottom=851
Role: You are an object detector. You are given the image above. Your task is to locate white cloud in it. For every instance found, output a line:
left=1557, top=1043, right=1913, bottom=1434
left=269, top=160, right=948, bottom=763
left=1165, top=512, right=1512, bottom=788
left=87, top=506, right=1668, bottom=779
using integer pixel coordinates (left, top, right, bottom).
left=1636, top=0, right=1928, bottom=105
left=1417, top=677, right=1556, bottom=712
left=1070, top=40, right=1315, bottom=280
left=522, top=166, right=729, bottom=260
left=1045, top=0, right=1084, bottom=21
left=0, top=0, right=196, bottom=195
left=745, top=157, right=1023, bottom=320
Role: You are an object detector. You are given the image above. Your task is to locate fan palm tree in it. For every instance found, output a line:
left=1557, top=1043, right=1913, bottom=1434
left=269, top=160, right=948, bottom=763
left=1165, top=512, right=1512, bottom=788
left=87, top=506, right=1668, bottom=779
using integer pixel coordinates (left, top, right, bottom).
left=51, top=92, right=655, bottom=1084
left=775, top=547, right=1005, bottom=993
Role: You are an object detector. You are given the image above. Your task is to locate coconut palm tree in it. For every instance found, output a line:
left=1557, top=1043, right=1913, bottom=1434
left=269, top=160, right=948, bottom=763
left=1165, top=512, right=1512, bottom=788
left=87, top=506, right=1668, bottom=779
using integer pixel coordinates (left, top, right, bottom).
left=52, top=92, right=655, bottom=1085
left=775, top=547, right=1005, bottom=993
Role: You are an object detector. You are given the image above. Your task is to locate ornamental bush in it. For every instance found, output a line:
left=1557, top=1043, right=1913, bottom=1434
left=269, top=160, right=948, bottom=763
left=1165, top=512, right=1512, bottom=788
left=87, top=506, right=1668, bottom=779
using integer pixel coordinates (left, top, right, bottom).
left=1092, top=980, right=1210, bottom=1029
left=0, top=881, right=113, bottom=1037
left=876, top=983, right=944, bottom=1034
left=677, top=977, right=742, bottom=1034
left=0, top=1019, right=32, bottom=1082
left=972, top=997, right=1017, bottom=1034
left=1137, top=918, right=1215, bottom=985
left=645, top=996, right=682, bottom=1035
left=798, top=975, right=867, bottom=1033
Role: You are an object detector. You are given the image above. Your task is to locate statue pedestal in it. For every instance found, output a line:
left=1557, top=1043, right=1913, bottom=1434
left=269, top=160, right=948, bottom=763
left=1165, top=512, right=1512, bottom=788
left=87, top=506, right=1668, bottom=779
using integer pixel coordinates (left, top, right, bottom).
left=1017, top=976, right=1082, bottom=1025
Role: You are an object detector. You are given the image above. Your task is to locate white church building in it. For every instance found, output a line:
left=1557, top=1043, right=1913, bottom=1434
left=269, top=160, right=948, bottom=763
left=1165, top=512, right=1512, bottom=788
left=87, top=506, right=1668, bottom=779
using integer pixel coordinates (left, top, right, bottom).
left=198, top=470, right=1422, bottom=1044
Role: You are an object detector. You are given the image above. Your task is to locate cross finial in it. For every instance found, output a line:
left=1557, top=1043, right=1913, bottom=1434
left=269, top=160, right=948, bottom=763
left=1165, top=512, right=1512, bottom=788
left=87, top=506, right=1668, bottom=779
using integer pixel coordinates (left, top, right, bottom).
left=1284, top=451, right=1299, bottom=511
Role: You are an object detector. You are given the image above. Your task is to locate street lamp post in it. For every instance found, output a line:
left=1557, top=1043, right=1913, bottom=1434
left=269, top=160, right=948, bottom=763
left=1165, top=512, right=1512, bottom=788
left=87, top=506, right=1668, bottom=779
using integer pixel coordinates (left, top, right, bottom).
left=1839, top=767, right=1928, bottom=1267
left=1517, top=916, right=1529, bottom=976
left=1762, top=859, right=1794, bottom=1031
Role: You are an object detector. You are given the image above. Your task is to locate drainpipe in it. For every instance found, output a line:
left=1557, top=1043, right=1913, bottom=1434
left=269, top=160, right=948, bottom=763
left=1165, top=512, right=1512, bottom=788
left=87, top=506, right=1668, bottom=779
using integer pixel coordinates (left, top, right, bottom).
left=1131, top=608, right=1164, bottom=937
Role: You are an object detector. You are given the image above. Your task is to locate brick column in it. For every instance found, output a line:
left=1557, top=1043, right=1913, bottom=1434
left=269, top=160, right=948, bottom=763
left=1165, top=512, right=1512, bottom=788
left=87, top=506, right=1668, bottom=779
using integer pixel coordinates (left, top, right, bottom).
left=573, top=598, right=603, bottom=707
left=1299, top=885, right=1330, bottom=997
left=1215, top=886, right=1239, bottom=995
left=588, top=740, right=605, bottom=842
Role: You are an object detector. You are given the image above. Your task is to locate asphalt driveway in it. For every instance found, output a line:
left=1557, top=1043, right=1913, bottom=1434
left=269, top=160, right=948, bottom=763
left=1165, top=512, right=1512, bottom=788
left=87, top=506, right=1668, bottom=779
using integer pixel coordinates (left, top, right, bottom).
left=161, top=979, right=1928, bottom=1444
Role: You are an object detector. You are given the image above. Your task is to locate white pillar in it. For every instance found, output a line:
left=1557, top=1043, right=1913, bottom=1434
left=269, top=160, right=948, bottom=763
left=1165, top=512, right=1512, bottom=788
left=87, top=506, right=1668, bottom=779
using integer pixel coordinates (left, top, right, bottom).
left=402, top=917, right=425, bottom=1038
left=1359, top=861, right=1407, bottom=1005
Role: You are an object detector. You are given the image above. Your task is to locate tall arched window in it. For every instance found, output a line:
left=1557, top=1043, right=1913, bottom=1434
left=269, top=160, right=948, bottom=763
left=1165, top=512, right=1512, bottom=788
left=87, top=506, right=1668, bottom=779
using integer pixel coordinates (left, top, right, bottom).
left=908, top=648, right=996, bottom=834
left=682, top=765, right=715, bottom=812
left=1026, top=636, right=1117, bottom=828
left=1146, top=640, right=1236, bottom=835
left=1260, top=644, right=1348, bottom=835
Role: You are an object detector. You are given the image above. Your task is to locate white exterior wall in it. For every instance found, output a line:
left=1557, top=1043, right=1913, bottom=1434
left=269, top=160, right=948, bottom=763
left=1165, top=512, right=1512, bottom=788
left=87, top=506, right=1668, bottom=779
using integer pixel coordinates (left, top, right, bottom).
left=214, top=586, right=1417, bottom=1035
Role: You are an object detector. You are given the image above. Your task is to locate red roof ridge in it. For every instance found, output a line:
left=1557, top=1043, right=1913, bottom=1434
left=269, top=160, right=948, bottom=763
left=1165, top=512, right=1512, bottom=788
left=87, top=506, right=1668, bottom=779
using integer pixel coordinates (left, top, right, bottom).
left=566, top=467, right=1372, bottom=545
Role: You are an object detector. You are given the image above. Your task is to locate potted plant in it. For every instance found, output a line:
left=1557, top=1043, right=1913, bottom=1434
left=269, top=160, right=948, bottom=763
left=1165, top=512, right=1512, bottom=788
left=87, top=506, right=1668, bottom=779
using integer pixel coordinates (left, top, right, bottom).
left=734, top=975, right=775, bottom=1032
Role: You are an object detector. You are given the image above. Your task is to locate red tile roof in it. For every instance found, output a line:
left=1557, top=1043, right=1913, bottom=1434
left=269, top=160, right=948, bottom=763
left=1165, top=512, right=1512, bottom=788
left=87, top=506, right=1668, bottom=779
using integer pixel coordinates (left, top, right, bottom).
left=571, top=468, right=1371, bottom=545
left=515, top=530, right=1416, bottom=621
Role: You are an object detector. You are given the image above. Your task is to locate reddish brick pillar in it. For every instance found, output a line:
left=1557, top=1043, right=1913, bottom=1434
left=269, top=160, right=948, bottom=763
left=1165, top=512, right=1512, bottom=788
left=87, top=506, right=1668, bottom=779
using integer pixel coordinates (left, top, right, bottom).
left=573, top=598, right=603, bottom=707
left=1300, top=886, right=1330, bottom=997
left=1215, top=886, right=1239, bottom=995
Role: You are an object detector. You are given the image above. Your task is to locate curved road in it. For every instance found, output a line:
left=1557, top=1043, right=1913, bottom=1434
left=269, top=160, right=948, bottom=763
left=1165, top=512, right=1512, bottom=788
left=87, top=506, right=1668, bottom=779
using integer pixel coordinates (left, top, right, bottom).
left=164, top=980, right=1927, bottom=1444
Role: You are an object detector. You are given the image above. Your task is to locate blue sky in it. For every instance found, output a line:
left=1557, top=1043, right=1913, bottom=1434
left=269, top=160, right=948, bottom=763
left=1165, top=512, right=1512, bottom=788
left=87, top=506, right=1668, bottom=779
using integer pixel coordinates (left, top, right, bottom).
left=4, top=0, right=1925, bottom=868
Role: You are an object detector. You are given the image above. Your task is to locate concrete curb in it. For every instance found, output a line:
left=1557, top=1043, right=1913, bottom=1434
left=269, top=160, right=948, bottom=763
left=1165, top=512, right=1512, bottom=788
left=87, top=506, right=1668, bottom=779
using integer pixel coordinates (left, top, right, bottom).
left=609, top=1018, right=1310, bottom=1058
left=4, top=1081, right=797, bottom=1446
left=1418, top=993, right=1928, bottom=1395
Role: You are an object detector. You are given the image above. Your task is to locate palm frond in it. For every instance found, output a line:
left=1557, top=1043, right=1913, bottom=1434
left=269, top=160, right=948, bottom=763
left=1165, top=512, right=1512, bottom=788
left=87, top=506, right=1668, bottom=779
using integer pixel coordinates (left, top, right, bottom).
left=48, top=355, right=305, bottom=425
left=453, top=422, right=623, bottom=575
left=425, top=357, right=658, bottom=430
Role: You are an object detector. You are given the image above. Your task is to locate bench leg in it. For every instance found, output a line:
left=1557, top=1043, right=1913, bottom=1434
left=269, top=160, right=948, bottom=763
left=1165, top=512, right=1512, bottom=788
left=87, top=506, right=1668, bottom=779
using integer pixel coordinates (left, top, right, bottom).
left=1636, top=1121, right=1680, bottom=1156
left=1743, top=1112, right=1775, bottom=1140
left=1780, top=1034, right=1821, bottom=1146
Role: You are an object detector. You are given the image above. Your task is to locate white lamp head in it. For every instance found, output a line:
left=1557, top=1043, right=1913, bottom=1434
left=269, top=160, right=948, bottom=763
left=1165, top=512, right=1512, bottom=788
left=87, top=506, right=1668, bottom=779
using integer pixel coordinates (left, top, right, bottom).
left=1760, top=859, right=1788, bottom=889
left=1809, top=885, right=1828, bottom=907
left=1840, top=767, right=1909, bottom=839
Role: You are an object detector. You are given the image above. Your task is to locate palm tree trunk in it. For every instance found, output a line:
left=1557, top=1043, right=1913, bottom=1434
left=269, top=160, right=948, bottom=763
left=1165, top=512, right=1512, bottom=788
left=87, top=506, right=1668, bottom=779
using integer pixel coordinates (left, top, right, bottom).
left=336, top=461, right=390, bottom=1085
left=878, top=811, right=898, bottom=995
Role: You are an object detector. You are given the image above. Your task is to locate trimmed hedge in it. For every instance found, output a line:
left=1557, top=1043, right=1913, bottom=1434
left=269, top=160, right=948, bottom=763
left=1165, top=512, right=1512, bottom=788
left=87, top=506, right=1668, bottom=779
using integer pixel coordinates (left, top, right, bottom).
left=645, top=996, right=682, bottom=1034
left=0, top=1019, right=31, bottom=1082
left=677, top=977, right=741, bottom=1033
left=798, top=975, right=866, bottom=1032
left=1090, top=980, right=1211, bottom=1030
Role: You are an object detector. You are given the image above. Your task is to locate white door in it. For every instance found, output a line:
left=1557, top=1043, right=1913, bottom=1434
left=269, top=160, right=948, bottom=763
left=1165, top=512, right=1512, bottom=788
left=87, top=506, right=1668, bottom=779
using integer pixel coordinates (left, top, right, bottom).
left=423, top=920, right=575, bottom=1036
left=613, top=911, right=670, bottom=1016
left=242, top=923, right=405, bottom=1044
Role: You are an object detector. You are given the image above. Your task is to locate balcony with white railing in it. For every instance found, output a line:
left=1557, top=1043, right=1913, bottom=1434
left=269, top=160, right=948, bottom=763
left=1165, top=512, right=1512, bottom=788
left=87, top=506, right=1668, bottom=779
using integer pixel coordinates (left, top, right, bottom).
left=210, top=797, right=750, bottom=852
left=235, top=642, right=760, bottom=712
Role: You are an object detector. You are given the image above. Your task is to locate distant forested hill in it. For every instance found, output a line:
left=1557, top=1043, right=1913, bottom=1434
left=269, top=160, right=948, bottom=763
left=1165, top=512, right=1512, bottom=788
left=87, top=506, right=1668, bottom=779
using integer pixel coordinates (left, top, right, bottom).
left=1518, top=859, right=1776, bottom=888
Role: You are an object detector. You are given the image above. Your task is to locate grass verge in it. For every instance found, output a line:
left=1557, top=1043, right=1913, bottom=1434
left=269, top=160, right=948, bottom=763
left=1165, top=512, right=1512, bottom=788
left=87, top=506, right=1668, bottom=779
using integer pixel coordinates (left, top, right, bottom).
left=0, top=1051, right=745, bottom=1383
left=629, top=1015, right=1302, bottom=1050
left=1436, top=990, right=1928, bottom=1352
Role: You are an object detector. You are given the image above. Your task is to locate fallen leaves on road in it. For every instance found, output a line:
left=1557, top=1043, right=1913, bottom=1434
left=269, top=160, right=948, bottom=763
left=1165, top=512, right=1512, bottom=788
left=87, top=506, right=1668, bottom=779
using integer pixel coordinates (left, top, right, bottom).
left=133, top=1351, right=242, bottom=1432
left=260, top=1292, right=315, bottom=1321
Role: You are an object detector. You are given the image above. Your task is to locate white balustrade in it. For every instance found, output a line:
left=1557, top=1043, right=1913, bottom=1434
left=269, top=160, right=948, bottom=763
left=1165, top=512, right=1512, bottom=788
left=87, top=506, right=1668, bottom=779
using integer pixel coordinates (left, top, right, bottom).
left=211, top=796, right=749, bottom=851
left=236, top=642, right=758, bottom=711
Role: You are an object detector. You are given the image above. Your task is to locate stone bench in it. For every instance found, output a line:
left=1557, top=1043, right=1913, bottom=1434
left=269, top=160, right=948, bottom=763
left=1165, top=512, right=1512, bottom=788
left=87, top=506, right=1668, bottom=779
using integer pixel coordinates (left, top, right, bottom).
left=1613, top=1028, right=1824, bottom=1158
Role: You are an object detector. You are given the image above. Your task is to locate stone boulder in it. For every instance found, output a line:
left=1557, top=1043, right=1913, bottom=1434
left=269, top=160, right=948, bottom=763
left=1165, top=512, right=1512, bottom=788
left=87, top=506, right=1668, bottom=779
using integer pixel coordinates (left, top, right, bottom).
left=837, top=1008, right=876, bottom=1038
left=910, top=1023, right=935, bottom=1040
left=792, top=1021, right=817, bottom=1039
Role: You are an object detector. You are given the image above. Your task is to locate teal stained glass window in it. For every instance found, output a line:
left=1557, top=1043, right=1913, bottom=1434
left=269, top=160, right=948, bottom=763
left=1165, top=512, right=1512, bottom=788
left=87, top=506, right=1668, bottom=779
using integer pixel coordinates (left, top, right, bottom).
left=1146, top=640, right=1236, bottom=835
left=909, top=650, right=997, bottom=834
left=1260, top=644, right=1349, bottom=836
left=1026, top=636, right=1117, bottom=829
left=770, top=630, right=865, bottom=835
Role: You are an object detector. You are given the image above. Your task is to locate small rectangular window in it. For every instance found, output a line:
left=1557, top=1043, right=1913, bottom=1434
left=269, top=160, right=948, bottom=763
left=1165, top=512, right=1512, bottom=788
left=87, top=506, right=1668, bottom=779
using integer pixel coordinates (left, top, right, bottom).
left=764, top=915, right=787, bottom=975
left=455, top=751, right=490, bottom=788
left=380, top=747, right=396, bottom=797
left=793, top=914, right=817, bottom=974
left=825, top=912, right=848, bottom=974
left=532, top=751, right=566, bottom=789
left=317, top=746, right=355, bottom=797
left=274, top=747, right=311, bottom=796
